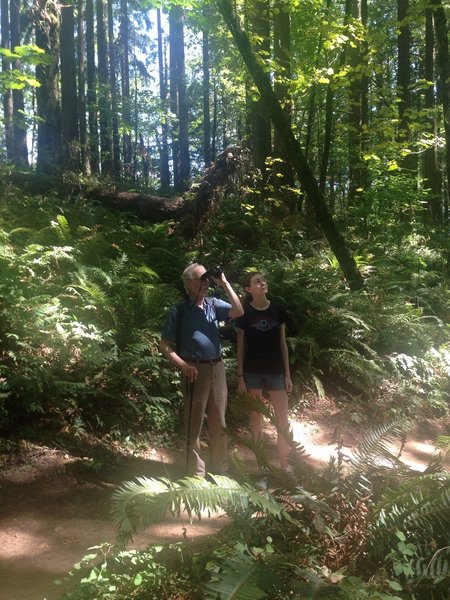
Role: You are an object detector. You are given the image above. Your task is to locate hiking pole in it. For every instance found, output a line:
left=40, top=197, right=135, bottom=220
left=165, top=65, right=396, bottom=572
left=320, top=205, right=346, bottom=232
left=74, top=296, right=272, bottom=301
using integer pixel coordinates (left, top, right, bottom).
left=185, top=378, right=195, bottom=476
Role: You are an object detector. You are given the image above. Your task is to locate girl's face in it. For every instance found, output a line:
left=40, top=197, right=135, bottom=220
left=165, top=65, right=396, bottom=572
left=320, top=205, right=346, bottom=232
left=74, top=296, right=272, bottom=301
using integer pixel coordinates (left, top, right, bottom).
left=246, top=273, right=268, bottom=296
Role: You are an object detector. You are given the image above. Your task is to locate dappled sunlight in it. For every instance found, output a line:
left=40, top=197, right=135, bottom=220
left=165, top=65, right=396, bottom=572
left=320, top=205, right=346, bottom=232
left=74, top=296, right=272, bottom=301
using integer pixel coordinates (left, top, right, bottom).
left=389, top=439, right=444, bottom=472
left=290, top=419, right=348, bottom=466
left=0, top=526, right=50, bottom=561
left=289, top=418, right=447, bottom=473
left=136, top=511, right=228, bottom=548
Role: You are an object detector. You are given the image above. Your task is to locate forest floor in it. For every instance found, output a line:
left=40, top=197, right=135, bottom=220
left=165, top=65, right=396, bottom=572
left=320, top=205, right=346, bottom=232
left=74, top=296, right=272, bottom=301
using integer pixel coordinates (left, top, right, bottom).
left=0, top=397, right=449, bottom=600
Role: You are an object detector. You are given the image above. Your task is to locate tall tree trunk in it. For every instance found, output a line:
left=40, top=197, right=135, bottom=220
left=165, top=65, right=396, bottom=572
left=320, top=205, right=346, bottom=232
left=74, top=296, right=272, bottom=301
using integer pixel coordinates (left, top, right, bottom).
left=273, top=0, right=295, bottom=210
left=211, top=82, right=218, bottom=160
left=133, top=68, right=138, bottom=179
left=120, top=0, right=132, bottom=178
left=202, top=21, right=212, bottom=167
left=10, top=0, right=28, bottom=166
left=319, top=85, right=333, bottom=195
left=320, top=0, right=348, bottom=196
left=34, top=0, right=62, bottom=173
left=177, top=12, right=190, bottom=189
left=423, top=6, right=441, bottom=223
left=216, top=0, right=364, bottom=290
left=60, top=3, right=80, bottom=171
left=430, top=0, right=450, bottom=226
left=397, top=0, right=417, bottom=178
left=77, top=0, right=89, bottom=174
left=2, top=0, right=14, bottom=161
left=157, top=8, right=170, bottom=188
left=96, top=0, right=113, bottom=177
left=169, top=5, right=190, bottom=192
left=347, top=0, right=369, bottom=205
left=107, top=0, right=120, bottom=179
left=169, top=7, right=180, bottom=190
left=86, top=0, right=99, bottom=173
left=248, top=0, right=271, bottom=179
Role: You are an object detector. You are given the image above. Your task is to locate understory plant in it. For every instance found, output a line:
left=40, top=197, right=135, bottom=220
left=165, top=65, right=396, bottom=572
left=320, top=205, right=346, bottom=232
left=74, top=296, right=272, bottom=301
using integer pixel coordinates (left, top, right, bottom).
left=62, top=406, right=450, bottom=599
left=0, top=191, right=185, bottom=435
left=1, top=175, right=450, bottom=450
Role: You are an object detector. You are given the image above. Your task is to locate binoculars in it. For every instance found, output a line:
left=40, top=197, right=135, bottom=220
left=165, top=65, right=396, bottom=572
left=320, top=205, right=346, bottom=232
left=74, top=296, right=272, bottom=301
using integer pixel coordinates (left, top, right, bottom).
left=200, top=266, right=223, bottom=281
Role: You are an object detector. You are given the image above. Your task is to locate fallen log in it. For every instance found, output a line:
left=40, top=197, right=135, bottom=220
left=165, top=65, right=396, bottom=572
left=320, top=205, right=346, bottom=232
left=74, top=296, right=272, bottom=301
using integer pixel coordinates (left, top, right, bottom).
left=87, top=188, right=186, bottom=222
left=5, top=146, right=246, bottom=236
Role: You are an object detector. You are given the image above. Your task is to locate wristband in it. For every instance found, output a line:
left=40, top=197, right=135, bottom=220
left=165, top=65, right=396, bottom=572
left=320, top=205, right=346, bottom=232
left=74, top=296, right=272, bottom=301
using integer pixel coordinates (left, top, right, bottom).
left=238, top=374, right=244, bottom=377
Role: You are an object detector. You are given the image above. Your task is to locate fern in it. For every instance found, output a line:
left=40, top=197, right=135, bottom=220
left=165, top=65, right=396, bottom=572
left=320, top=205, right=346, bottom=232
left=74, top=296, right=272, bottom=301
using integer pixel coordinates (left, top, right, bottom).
left=111, top=475, right=289, bottom=547
left=203, top=552, right=267, bottom=600
left=52, top=214, right=72, bottom=243
left=371, top=472, right=450, bottom=545
left=321, top=348, right=383, bottom=395
left=349, top=420, right=410, bottom=475
left=415, top=546, right=450, bottom=581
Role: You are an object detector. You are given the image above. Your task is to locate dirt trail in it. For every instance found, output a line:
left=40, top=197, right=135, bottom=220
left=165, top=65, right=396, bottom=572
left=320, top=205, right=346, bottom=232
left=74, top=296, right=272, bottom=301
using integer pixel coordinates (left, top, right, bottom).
left=0, top=410, right=446, bottom=600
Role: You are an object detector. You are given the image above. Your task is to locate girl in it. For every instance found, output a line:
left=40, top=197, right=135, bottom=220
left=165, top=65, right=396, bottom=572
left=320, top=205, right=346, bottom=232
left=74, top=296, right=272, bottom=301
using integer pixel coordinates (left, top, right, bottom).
left=236, top=272, right=293, bottom=470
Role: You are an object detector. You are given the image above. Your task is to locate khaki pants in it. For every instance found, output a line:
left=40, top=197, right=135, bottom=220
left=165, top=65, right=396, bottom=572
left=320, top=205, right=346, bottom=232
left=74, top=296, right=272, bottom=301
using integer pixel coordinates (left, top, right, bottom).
left=181, top=360, right=228, bottom=477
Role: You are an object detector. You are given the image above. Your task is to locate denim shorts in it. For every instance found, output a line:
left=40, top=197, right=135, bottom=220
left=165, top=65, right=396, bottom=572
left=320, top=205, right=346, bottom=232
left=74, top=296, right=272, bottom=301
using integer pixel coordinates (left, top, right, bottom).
left=244, top=371, right=285, bottom=391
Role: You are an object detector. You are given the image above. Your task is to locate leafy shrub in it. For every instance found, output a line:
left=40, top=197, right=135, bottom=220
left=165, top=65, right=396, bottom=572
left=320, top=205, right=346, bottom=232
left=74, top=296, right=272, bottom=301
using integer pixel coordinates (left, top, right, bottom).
left=0, top=191, right=184, bottom=435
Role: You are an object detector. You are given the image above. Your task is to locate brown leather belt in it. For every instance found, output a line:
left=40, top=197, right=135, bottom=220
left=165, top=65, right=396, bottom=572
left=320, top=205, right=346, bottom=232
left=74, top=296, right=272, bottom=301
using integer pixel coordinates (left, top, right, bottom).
left=182, top=356, right=221, bottom=364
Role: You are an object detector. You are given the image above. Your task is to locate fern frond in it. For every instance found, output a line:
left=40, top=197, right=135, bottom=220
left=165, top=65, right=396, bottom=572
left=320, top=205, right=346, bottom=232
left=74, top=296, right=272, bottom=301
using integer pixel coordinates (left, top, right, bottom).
left=111, top=475, right=287, bottom=547
left=349, top=420, right=409, bottom=473
left=321, top=348, right=383, bottom=394
left=110, top=253, right=129, bottom=274
left=203, top=553, right=266, bottom=600
left=52, top=214, right=72, bottom=243
left=415, top=546, right=450, bottom=580
left=370, top=472, right=450, bottom=556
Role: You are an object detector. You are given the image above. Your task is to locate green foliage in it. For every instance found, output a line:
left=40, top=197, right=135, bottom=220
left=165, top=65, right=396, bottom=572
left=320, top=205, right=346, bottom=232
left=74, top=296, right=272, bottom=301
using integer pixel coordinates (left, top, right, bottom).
left=60, top=416, right=448, bottom=599
left=111, top=474, right=289, bottom=547
left=0, top=189, right=185, bottom=434
left=62, top=542, right=195, bottom=599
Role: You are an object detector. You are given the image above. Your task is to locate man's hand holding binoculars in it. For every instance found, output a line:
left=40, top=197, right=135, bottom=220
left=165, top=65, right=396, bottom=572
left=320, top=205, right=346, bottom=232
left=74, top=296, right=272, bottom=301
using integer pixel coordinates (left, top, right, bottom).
left=201, top=266, right=244, bottom=319
left=200, top=265, right=223, bottom=284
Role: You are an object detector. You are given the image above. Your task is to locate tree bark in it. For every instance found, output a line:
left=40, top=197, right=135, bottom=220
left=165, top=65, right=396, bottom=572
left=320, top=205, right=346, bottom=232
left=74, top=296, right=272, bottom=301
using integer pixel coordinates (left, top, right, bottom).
left=107, top=0, right=121, bottom=180
left=86, top=0, right=99, bottom=173
left=157, top=8, right=170, bottom=189
left=120, top=0, right=132, bottom=178
left=215, top=0, right=364, bottom=291
left=96, top=0, right=113, bottom=177
left=1, top=0, right=14, bottom=161
left=423, top=6, right=441, bottom=223
left=60, top=3, right=80, bottom=171
left=34, top=0, right=63, bottom=174
left=430, top=0, right=449, bottom=223
left=347, top=0, right=369, bottom=204
left=77, top=0, right=90, bottom=174
left=10, top=0, right=28, bottom=166
left=169, top=6, right=190, bottom=192
left=397, top=0, right=417, bottom=178
left=273, top=0, right=295, bottom=210
left=248, top=0, right=271, bottom=179
left=202, top=20, right=212, bottom=167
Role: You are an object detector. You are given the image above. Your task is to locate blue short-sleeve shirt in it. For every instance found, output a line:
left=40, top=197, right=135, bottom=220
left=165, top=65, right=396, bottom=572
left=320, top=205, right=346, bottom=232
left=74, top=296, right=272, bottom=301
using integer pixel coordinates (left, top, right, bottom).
left=162, top=297, right=231, bottom=359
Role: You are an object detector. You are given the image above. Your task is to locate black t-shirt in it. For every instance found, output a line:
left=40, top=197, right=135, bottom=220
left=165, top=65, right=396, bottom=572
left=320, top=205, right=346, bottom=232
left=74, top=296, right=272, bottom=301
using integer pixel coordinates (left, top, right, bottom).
left=236, top=302, right=287, bottom=374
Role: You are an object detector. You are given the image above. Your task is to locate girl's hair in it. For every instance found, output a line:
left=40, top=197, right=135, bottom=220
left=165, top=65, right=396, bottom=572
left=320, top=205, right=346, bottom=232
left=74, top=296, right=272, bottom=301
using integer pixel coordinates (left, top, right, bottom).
left=241, top=271, right=265, bottom=304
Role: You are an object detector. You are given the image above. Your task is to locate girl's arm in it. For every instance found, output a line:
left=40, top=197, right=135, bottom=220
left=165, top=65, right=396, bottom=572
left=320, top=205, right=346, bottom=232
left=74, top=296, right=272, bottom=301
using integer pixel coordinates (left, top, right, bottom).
left=280, top=324, right=293, bottom=393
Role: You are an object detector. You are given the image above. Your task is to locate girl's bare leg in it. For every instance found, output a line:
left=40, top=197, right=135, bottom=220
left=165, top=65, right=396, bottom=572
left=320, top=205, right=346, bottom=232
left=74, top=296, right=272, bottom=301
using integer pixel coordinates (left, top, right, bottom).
left=247, top=388, right=264, bottom=446
left=268, top=390, right=290, bottom=469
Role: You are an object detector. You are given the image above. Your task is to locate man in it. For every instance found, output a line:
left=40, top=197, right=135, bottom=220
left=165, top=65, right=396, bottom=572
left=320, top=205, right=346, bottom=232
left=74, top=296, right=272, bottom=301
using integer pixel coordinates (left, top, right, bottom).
left=160, top=263, right=243, bottom=477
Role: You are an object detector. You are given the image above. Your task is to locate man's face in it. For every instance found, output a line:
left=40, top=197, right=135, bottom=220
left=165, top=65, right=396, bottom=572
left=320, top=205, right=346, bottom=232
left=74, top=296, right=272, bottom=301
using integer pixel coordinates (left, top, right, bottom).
left=186, top=265, right=209, bottom=300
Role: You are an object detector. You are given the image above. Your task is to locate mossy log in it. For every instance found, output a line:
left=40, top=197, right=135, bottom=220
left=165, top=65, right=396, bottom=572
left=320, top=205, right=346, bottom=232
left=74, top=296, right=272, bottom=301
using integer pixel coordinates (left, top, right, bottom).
left=6, top=146, right=243, bottom=236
